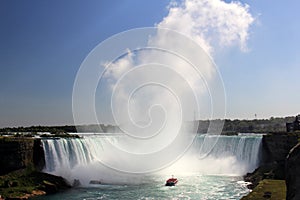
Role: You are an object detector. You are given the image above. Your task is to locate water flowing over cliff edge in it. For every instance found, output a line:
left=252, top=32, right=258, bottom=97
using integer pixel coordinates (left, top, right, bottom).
left=41, top=134, right=262, bottom=186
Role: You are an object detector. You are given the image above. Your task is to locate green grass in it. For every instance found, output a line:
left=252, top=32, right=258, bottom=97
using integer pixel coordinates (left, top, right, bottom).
left=241, top=179, right=286, bottom=200
left=0, top=186, right=36, bottom=198
left=0, top=169, right=36, bottom=198
left=0, top=169, right=69, bottom=198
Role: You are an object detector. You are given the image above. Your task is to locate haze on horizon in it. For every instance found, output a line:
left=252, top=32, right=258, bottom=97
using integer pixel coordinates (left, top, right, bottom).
left=0, top=0, right=299, bottom=128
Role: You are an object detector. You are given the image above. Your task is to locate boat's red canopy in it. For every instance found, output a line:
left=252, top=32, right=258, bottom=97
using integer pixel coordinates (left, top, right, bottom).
left=166, top=178, right=178, bottom=183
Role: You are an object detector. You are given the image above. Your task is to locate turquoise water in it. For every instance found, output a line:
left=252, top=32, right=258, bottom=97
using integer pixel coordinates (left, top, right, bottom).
left=34, top=174, right=250, bottom=200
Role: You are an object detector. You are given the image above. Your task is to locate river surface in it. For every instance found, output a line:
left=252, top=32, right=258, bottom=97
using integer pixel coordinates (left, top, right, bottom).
left=34, top=174, right=250, bottom=200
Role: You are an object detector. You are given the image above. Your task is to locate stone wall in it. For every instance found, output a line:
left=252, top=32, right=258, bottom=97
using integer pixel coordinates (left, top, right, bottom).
left=0, top=137, right=45, bottom=175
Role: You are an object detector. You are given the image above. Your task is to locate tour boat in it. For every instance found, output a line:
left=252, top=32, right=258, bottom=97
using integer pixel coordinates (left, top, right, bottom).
left=165, top=176, right=178, bottom=186
left=89, top=180, right=102, bottom=185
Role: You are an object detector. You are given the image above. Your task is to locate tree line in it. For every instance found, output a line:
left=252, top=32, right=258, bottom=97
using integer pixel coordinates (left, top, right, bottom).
left=0, top=116, right=296, bottom=134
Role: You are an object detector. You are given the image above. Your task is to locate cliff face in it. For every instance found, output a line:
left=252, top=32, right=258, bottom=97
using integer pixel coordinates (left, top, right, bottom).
left=244, top=133, right=299, bottom=191
left=286, top=143, right=300, bottom=200
left=261, top=134, right=298, bottom=179
left=262, top=134, right=298, bottom=163
left=33, top=139, right=45, bottom=171
left=0, top=137, right=70, bottom=199
left=0, top=137, right=45, bottom=175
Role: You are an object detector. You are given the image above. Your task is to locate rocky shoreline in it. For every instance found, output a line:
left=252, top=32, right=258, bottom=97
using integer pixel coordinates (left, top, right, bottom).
left=0, top=169, right=70, bottom=200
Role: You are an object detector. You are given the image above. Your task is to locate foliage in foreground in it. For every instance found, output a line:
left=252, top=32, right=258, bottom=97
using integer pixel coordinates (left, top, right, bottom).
left=0, top=168, right=70, bottom=198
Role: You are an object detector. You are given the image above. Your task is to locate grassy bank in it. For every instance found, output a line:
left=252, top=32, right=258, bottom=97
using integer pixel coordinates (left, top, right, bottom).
left=0, top=168, right=70, bottom=199
left=242, top=179, right=286, bottom=200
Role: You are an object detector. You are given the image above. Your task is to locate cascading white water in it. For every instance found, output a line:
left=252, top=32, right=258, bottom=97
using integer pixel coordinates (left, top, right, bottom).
left=191, top=134, right=262, bottom=175
left=41, top=134, right=262, bottom=185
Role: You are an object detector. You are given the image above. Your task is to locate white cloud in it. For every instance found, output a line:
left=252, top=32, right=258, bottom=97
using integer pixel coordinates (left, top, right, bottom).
left=103, top=49, right=134, bottom=80
left=157, top=0, right=255, bottom=54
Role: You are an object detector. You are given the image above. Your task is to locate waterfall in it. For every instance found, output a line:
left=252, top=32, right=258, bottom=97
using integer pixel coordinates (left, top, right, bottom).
left=41, top=134, right=262, bottom=185
left=192, top=134, right=262, bottom=175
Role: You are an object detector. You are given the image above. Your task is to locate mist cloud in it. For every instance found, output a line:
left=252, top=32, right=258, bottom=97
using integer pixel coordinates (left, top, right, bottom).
left=73, top=0, right=256, bottom=174
left=100, top=0, right=255, bottom=123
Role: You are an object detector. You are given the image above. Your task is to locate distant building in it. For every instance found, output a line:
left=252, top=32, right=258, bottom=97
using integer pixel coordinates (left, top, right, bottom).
left=286, top=115, right=300, bottom=132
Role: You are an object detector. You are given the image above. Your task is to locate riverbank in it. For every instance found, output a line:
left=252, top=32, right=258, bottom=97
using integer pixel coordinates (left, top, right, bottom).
left=241, top=179, right=286, bottom=200
left=0, top=169, right=70, bottom=200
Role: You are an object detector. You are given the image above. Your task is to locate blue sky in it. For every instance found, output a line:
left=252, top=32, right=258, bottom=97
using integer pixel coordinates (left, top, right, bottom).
left=0, top=0, right=299, bottom=127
